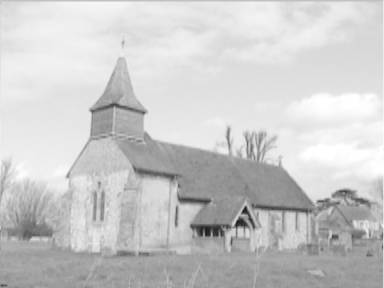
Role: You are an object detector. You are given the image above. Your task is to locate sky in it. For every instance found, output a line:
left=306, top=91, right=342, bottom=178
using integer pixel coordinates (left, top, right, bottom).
left=0, top=2, right=382, bottom=202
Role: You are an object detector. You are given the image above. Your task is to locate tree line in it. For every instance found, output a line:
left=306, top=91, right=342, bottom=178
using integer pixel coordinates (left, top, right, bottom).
left=0, top=158, right=56, bottom=241
left=315, top=180, right=383, bottom=214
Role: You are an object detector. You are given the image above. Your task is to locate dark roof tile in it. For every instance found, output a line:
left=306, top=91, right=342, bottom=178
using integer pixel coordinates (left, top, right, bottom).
left=115, top=133, right=314, bottom=211
left=90, top=57, right=147, bottom=113
left=191, top=197, right=259, bottom=227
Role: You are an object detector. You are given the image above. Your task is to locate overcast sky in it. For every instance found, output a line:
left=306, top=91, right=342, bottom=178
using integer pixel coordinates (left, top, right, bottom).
left=1, top=2, right=382, bottom=201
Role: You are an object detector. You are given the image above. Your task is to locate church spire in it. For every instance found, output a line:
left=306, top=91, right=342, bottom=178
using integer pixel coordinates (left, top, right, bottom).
left=90, top=49, right=147, bottom=140
left=90, top=56, right=147, bottom=113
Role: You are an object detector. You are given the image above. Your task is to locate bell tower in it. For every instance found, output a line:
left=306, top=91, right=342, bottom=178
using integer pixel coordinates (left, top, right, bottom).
left=90, top=56, right=147, bottom=140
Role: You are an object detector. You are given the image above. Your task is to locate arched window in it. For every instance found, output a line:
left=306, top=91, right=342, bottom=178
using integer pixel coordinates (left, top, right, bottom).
left=100, top=190, right=105, bottom=221
left=92, top=191, right=97, bottom=221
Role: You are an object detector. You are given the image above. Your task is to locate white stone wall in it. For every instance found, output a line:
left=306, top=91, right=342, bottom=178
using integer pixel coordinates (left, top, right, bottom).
left=280, top=211, right=308, bottom=249
left=138, top=174, right=176, bottom=249
left=255, top=209, right=270, bottom=248
left=67, top=137, right=134, bottom=254
left=70, top=176, right=88, bottom=252
left=254, top=208, right=310, bottom=250
left=70, top=170, right=130, bottom=254
left=171, top=201, right=205, bottom=253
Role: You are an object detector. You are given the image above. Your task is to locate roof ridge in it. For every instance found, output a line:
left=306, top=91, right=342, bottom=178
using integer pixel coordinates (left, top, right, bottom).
left=153, top=136, right=280, bottom=169
left=114, top=132, right=313, bottom=211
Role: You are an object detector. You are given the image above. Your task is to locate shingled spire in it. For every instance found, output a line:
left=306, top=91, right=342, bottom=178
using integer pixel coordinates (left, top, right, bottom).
left=90, top=57, right=146, bottom=113
left=90, top=56, right=147, bottom=140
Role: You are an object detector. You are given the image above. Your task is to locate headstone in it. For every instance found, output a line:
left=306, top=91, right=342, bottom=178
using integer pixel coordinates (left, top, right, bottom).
left=307, top=269, right=325, bottom=277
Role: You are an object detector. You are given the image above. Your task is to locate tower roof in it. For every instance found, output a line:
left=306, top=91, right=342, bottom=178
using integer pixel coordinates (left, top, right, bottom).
left=90, top=57, right=147, bottom=113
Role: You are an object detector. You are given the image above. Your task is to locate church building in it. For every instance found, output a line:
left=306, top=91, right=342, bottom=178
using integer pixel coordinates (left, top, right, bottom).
left=54, top=56, right=314, bottom=255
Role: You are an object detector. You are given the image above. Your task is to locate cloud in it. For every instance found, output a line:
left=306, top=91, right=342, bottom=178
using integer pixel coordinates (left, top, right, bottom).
left=298, top=121, right=382, bottom=148
left=203, top=117, right=229, bottom=129
left=300, top=143, right=382, bottom=181
left=1, top=2, right=378, bottom=103
left=301, top=143, right=373, bottom=168
left=284, top=92, right=382, bottom=183
left=219, top=2, right=376, bottom=63
left=286, top=93, right=381, bottom=127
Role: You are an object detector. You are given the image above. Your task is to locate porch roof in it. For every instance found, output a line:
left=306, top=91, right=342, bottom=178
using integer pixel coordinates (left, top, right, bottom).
left=191, top=197, right=260, bottom=228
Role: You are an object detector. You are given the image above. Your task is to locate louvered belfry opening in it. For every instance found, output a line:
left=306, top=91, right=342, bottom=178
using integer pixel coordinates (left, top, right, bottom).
left=90, top=57, right=147, bottom=140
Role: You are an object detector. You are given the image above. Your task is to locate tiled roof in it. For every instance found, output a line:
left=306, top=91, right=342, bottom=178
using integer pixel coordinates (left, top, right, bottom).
left=316, top=208, right=348, bottom=231
left=336, top=205, right=377, bottom=222
left=90, top=57, right=147, bottom=113
left=191, top=197, right=259, bottom=227
left=115, top=135, right=178, bottom=177
left=115, top=133, right=314, bottom=211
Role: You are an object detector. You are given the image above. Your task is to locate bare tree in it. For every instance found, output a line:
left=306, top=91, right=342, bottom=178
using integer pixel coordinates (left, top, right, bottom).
left=0, top=158, right=15, bottom=248
left=216, top=127, right=278, bottom=163
left=253, top=131, right=278, bottom=163
left=243, top=130, right=254, bottom=160
left=4, top=179, right=54, bottom=239
left=224, top=125, right=234, bottom=156
left=0, top=158, right=15, bottom=205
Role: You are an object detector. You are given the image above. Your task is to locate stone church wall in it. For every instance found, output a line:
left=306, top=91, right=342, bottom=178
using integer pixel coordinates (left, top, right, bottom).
left=67, top=137, right=133, bottom=253
left=115, top=172, right=140, bottom=253
left=70, top=171, right=129, bottom=254
left=254, top=208, right=310, bottom=250
left=171, top=201, right=205, bottom=253
left=138, top=174, right=176, bottom=249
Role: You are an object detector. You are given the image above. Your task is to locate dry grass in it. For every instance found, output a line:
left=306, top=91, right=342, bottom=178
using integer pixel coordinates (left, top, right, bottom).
left=0, top=241, right=382, bottom=288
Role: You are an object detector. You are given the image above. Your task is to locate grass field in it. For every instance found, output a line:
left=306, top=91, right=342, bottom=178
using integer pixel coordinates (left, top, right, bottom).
left=0, top=241, right=382, bottom=288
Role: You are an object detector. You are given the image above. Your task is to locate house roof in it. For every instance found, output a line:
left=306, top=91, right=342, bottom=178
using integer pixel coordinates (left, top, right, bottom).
left=90, top=57, right=147, bottom=113
left=316, top=208, right=352, bottom=232
left=317, top=205, right=378, bottom=233
left=336, top=205, right=377, bottom=223
left=114, top=133, right=314, bottom=211
left=191, top=197, right=259, bottom=227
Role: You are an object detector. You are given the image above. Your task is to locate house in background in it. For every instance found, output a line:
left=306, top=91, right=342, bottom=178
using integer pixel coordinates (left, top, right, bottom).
left=316, top=204, right=380, bottom=250
left=316, top=207, right=353, bottom=251
left=336, top=205, right=380, bottom=238
left=54, top=56, right=314, bottom=255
